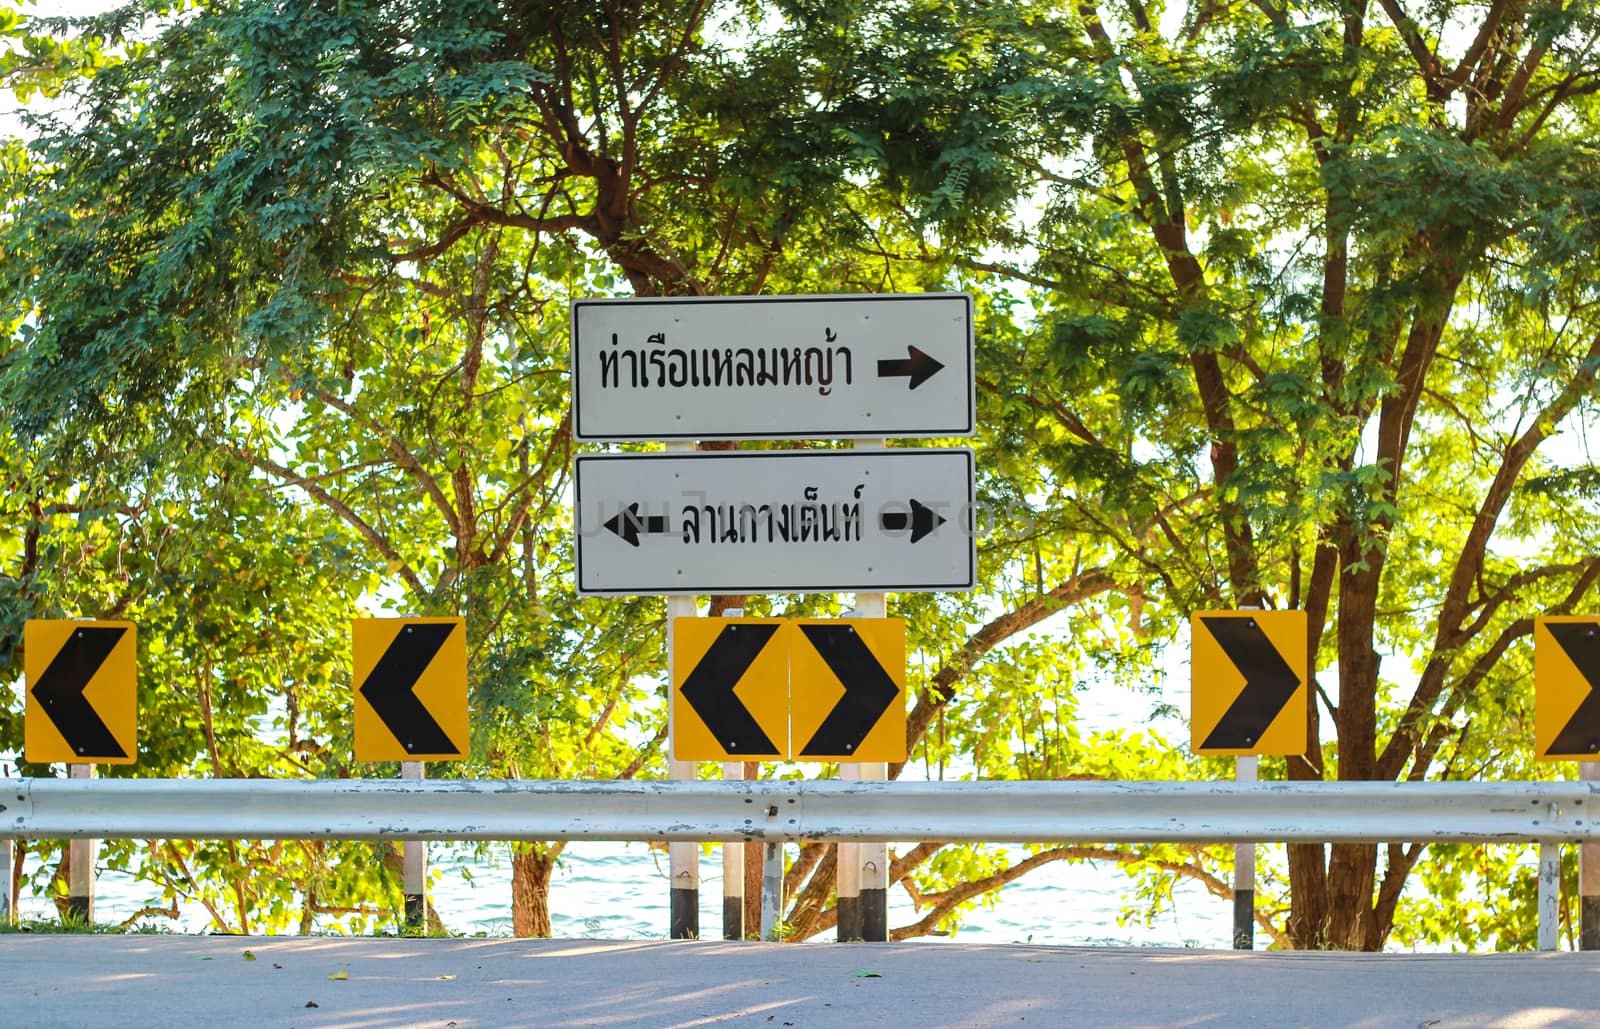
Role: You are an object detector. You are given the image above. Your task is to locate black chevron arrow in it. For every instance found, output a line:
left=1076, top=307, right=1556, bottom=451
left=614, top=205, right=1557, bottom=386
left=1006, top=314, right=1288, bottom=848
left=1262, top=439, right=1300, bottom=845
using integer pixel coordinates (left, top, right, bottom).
left=679, top=623, right=782, bottom=755
left=359, top=621, right=462, bottom=755
left=879, top=499, right=946, bottom=543
left=603, top=503, right=670, bottom=547
left=1199, top=616, right=1300, bottom=751
left=1546, top=621, right=1600, bottom=755
left=876, top=345, right=945, bottom=389
left=31, top=625, right=128, bottom=759
left=797, top=624, right=900, bottom=757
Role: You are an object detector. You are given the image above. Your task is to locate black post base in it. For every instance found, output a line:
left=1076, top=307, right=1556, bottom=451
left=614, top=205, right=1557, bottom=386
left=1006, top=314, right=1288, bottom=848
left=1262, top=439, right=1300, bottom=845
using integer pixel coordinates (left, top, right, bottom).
left=860, top=888, right=887, bottom=943
left=404, top=893, right=426, bottom=931
left=1582, top=895, right=1600, bottom=951
left=671, top=887, right=699, bottom=940
left=836, top=895, right=861, bottom=941
left=1233, top=890, right=1255, bottom=950
left=65, top=894, right=90, bottom=927
left=723, top=896, right=743, bottom=940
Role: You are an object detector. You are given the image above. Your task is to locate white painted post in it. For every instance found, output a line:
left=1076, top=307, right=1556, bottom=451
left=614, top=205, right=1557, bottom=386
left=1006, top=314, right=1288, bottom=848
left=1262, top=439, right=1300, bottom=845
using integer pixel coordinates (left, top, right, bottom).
left=760, top=840, right=782, bottom=941
left=722, top=760, right=744, bottom=939
left=68, top=763, right=94, bottom=926
left=1234, top=755, right=1257, bottom=949
left=1582, top=763, right=1600, bottom=950
left=1, top=836, right=12, bottom=927
left=1539, top=841, right=1561, bottom=951
left=836, top=763, right=861, bottom=941
left=402, top=761, right=426, bottom=930
left=854, top=591, right=889, bottom=943
left=1, top=761, right=11, bottom=928
left=851, top=437, right=891, bottom=943
left=666, top=589, right=700, bottom=940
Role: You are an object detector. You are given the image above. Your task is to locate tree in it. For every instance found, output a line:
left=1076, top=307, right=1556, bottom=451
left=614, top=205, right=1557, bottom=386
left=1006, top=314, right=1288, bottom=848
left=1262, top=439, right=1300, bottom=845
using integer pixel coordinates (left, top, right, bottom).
left=940, top=0, right=1600, bottom=948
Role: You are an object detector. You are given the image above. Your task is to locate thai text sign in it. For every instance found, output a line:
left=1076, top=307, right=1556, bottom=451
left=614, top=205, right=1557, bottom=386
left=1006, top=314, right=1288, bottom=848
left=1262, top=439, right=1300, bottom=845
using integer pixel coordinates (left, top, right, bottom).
left=574, top=449, right=975, bottom=595
left=571, top=293, right=974, bottom=441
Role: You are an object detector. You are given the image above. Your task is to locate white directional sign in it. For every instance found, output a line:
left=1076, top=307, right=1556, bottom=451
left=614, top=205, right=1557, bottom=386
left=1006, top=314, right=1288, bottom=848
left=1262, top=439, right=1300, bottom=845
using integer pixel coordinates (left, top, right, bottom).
left=574, top=449, right=975, bottom=595
left=571, top=293, right=974, bottom=441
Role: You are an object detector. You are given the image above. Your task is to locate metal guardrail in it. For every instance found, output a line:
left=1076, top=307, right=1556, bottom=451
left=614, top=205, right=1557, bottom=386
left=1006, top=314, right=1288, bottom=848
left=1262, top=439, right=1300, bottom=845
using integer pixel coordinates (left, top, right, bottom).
left=3, top=777, right=1597, bottom=843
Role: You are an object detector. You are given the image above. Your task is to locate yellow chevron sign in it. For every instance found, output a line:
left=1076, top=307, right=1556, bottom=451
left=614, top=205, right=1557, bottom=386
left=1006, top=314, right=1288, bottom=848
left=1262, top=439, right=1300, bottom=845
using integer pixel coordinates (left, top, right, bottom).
left=25, top=619, right=138, bottom=765
left=672, top=618, right=905, bottom=763
left=1536, top=617, right=1600, bottom=762
left=1191, top=610, right=1307, bottom=756
left=353, top=618, right=468, bottom=762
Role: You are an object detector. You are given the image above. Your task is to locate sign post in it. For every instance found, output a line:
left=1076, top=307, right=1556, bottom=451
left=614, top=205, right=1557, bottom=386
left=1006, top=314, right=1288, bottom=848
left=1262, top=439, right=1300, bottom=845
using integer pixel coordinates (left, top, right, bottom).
left=666, top=592, right=700, bottom=940
left=1191, top=609, right=1307, bottom=950
left=1535, top=616, right=1600, bottom=950
left=353, top=616, right=467, bottom=931
left=25, top=618, right=139, bottom=927
left=570, top=291, right=974, bottom=943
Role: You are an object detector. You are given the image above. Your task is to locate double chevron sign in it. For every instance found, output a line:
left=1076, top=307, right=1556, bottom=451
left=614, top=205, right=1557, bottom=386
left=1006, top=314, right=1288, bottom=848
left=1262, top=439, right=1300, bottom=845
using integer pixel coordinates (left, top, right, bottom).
left=672, top=617, right=906, bottom=762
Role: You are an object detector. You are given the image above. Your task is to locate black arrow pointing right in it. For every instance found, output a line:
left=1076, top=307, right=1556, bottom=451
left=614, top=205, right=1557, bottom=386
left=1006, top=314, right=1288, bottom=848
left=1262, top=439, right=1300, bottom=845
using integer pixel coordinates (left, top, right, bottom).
left=680, top=623, right=782, bottom=755
left=876, top=345, right=945, bottom=389
left=797, top=624, right=900, bottom=757
left=1547, top=622, right=1600, bottom=755
left=31, top=625, right=128, bottom=759
left=879, top=499, right=946, bottom=543
left=1199, top=616, right=1301, bottom=751
left=603, top=503, right=671, bottom=547
left=359, top=622, right=462, bottom=756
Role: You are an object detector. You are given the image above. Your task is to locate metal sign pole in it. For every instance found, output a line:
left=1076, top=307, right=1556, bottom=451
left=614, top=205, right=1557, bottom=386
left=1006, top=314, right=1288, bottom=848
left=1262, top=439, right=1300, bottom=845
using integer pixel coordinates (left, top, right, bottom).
left=760, top=840, right=783, bottom=941
left=0, top=836, right=12, bottom=927
left=402, top=761, right=426, bottom=930
left=853, top=437, right=890, bottom=943
left=1233, top=755, right=1257, bottom=949
left=67, top=763, right=94, bottom=925
left=1583, top=762, right=1600, bottom=950
left=665, top=438, right=700, bottom=940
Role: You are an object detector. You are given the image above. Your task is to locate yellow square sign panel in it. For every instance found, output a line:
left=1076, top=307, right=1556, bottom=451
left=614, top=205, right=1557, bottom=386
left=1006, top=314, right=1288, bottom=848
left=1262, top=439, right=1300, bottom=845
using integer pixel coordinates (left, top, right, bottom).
left=789, top=618, right=905, bottom=763
left=353, top=617, right=468, bottom=762
left=1535, top=617, right=1600, bottom=762
left=671, top=617, right=906, bottom=762
left=1191, top=610, right=1307, bottom=756
left=25, top=619, right=138, bottom=765
left=672, top=618, right=788, bottom=761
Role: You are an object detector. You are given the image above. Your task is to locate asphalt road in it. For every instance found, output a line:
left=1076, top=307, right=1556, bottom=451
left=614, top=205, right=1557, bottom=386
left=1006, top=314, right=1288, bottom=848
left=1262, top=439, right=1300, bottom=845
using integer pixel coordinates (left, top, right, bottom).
left=3, top=936, right=1597, bottom=1028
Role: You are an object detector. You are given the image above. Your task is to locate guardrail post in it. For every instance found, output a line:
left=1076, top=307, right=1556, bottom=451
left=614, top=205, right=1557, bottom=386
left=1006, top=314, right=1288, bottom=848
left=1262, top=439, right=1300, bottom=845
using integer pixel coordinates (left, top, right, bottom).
left=67, top=764, right=94, bottom=926
left=1582, top=763, right=1600, bottom=950
left=1, top=836, right=13, bottom=927
left=402, top=761, right=426, bottom=930
left=666, top=587, right=699, bottom=940
left=837, top=764, right=861, bottom=941
left=1233, top=755, right=1256, bottom=949
left=760, top=840, right=782, bottom=941
left=722, top=760, right=744, bottom=939
left=1538, top=841, right=1560, bottom=951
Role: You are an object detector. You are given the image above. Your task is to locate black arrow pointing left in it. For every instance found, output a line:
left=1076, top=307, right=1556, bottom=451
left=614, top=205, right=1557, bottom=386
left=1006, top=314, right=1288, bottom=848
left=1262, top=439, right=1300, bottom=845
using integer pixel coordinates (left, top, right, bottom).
left=359, top=622, right=462, bottom=755
left=603, top=503, right=670, bottom=547
left=1546, top=622, right=1600, bottom=755
left=31, top=625, right=128, bottom=759
left=680, top=623, right=782, bottom=755
left=1199, top=616, right=1301, bottom=751
left=797, top=624, right=900, bottom=757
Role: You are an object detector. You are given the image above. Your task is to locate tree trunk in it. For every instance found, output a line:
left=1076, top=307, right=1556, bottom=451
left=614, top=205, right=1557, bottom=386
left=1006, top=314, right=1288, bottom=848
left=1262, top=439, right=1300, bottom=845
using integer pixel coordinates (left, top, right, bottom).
left=512, top=844, right=556, bottom=938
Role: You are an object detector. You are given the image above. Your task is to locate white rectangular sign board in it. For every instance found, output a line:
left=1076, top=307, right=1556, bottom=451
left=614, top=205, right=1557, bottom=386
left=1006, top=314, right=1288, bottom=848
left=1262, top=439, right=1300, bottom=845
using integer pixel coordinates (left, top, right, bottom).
left=571, top=293, right=974, bottom=441
left=574, top=449, right=975, bottom=595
